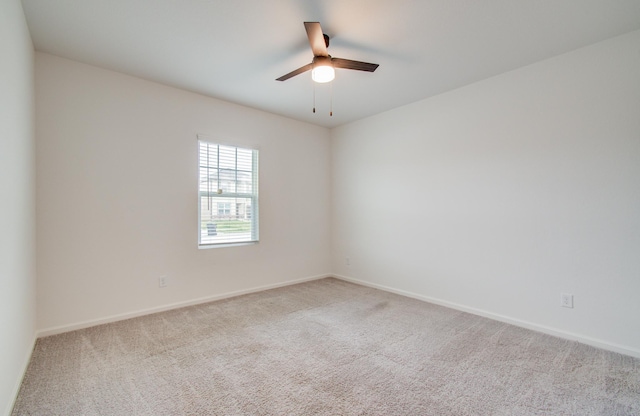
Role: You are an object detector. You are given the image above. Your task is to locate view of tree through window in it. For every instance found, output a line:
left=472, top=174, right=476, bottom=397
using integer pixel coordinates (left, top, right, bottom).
left=198, top=141, right=258, bottom=246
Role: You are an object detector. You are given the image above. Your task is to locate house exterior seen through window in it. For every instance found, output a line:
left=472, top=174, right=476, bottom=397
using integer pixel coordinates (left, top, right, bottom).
left=198, top=140, right=258, bottom=247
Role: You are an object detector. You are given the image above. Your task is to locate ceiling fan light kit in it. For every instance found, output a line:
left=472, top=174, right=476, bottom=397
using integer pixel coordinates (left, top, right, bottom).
left=311, top=56, right=335, bottom=83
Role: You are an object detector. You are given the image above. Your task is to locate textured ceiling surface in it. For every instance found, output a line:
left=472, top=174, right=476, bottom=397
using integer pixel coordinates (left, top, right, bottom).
left=21, top=0, right=640, bottom=127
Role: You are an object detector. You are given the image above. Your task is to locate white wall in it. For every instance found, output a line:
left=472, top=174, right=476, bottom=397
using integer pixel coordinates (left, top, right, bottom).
left=332, top=30, right=640, bottom=356
left=0, top=0, right=36, bottom=414
left=36, top=53, right=331, bottom=332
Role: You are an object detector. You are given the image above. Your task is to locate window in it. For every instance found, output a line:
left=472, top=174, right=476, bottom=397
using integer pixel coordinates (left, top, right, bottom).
left=198, top=140, right=258, bottom=246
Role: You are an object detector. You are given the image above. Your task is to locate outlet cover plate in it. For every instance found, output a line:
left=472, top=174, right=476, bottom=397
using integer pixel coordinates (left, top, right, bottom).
left=561, top=293, right=573, bottom=308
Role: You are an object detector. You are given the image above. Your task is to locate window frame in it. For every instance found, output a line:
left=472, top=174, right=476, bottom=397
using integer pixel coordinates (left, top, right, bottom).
left=197, top=139, right=259, bottom=248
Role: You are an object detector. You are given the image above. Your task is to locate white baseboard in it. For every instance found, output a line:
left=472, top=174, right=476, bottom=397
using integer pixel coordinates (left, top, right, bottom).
left=5, top=332, right=37, bottom=416
left=37, top=274, right=331, bottom=338
left=333, top=274, right=640, bottom=359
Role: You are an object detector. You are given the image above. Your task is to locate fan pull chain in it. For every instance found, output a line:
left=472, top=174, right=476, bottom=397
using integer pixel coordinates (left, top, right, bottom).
left=312, top=81, right=316, bottom=113
left=330, top=81, right=333, bottom=117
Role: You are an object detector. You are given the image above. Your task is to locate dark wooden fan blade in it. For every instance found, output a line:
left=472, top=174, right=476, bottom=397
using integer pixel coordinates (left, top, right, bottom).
left=304, top=22, right=328, bottom=57
left=331, top=57, right=379, bottom=72
left=276, top=63, right=313, bottom=81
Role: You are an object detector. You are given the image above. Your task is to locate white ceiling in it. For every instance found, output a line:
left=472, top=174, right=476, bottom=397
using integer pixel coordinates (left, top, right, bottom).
left=21, top=0, right=640, bottom=128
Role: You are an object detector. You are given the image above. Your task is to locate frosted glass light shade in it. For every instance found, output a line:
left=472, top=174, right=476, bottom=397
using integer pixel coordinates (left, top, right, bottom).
left=312, top=65, right=335, bottom=83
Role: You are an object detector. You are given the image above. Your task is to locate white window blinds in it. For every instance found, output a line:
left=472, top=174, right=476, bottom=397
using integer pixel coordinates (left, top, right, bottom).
left=198, top=141, right=259, bottom=246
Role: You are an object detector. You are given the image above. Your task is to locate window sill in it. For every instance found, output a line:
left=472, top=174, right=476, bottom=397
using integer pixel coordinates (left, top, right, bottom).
left=198, top=241, right=258, bottom=249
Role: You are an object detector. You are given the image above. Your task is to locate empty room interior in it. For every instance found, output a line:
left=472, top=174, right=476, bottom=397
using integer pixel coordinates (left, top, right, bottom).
left=2, top=0, right=640, bottom=414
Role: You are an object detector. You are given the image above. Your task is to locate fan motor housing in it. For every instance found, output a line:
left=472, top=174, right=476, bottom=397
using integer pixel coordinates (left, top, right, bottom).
left=312, top=55, right=332, bottom=67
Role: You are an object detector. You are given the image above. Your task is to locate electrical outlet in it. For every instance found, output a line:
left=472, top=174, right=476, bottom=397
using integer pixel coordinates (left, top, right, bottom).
left=345, top=257, right=350, bottom=266
left=159, top=276, right=167, bottom=288
left=561, top=293, right=573, bottom=308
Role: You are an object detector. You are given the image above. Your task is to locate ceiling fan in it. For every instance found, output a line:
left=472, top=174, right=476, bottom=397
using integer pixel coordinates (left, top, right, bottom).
left=276, top=22, right=379, bottom=83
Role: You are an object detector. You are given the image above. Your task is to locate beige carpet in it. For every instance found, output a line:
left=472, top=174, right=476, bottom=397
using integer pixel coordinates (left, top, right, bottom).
left=12, top=278, right=640, bottom=415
